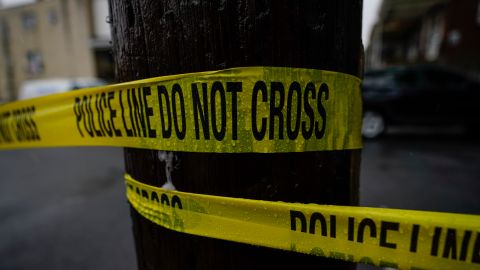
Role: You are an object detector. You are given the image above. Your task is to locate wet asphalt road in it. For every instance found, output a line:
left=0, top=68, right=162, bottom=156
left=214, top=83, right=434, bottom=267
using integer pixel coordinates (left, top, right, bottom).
left=0, top=133, right=479, bottom=269
left=360, top=132, right=480, bottom=215
left=0, top=147, right=136, bottom=270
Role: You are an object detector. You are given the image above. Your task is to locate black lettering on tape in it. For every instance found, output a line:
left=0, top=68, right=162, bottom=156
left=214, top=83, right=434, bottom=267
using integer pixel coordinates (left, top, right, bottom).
left=94, top=94, right=106, bottom=136
left=130, top=184, right=184, bottom=212
left=161, top=193, right=170, bottom=206
left=74, top=97, right=84, bottom=137
left=157, top=85, right=172, bottom=139
left=252, top=81, right=267, bottom=140
left=142, top=86, right=157, bottom=138
left=131, top=88, right=146, bottom=137
left=210, top=81, right=227, bottom=141
left=82, top=96, right=94, bottom=137
left=192, top=83, right=210, bottom=140
left=286, top=81, right=301, bottom=140
left=379, top=221, right=399, bottom=249
left=269, top=82, right=285, bottom=140
left=88, top=95, right=102, bottom=137
left=171, top=84, right=186, bottom=140
left=20, top=108, right=27, bottom=140
left=302, top=82, right=315, bottom=139
left=431, top=227, right=442, bottom=256
left=100, top=93, right=113, bottom=137
left=459, top=231, right=472, bottom=261
left=309, top=212, right=327, bottom=236
left=330, top=215, right=336, bottom=238
left=107, top=91, right=122, bottom=137
left=348, top=217, right=355, bottom=241
left=443, top=228, right=458, bottom=259
left=22, top=108, right=34, bottom=141
left=126, top=89, right=137, bottom=136
left=119, top=90, right=134, bottom=137
left=290, top=211, right=335, bottom=238
left=10, top=106, right=40, bottom=142
left=171, top=195, right=183, bottom=209
left=226, top=82, right=242, bottom=140
left=31, top=107, right=40, bottom=140
left=471, top=232, right=480, bottom=263
left=28, top=107, right=35, bottom=140
left=357, top=218, right=377, bottom=243
left=0, top=111, right=13, bottom=143
left=290, top=210, right=307, bottom=232
left=151, top=191, right=159, bottom=203
left=12, top=109, right=20, bottom=140
left=410, top=224, right=420, bottom=253
left=24, top=108, right=31, bottom=140
left=141, top=189, right=149, bottom=199
left=315, top=83, right=329, bottom=139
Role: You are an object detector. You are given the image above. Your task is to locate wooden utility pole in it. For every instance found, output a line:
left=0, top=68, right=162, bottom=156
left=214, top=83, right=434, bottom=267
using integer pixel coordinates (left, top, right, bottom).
left=109, top=1, right=362, bottom=269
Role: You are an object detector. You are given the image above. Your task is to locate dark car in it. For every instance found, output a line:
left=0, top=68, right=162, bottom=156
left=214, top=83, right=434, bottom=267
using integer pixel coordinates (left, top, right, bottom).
left=361, top=65, right=480, bottom=138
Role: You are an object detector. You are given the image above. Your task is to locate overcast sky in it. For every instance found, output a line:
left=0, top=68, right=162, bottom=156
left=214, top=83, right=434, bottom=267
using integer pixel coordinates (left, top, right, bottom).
left=0, top=0, right=33, bottom=7
left=1, top=0, right=382, bottom=47
left=363, top=0, right=382, bottom=47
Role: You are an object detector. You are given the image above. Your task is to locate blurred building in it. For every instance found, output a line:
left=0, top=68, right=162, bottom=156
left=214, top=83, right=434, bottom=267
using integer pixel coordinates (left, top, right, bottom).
left=0, top=0, right=113, bottom=102
left=366, top=0, right=480, bottom=76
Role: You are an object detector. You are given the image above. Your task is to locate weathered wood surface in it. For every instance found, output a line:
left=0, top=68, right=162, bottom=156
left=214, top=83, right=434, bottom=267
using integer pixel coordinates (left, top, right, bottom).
left=109, top=1, right=362, bottom=269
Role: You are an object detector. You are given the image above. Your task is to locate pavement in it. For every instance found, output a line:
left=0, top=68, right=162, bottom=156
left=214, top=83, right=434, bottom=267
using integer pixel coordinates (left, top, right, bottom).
left=0, top=147, right=136, bottom=270
left=360, top=131, right=480, bottom=215
left=358, top=130, right=480, bottom=270
left=0, top=130, right=479, bottom=269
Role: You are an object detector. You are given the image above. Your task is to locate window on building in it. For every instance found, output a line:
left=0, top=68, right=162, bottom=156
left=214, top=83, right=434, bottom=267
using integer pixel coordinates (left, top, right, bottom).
left=48, top=9, right=58, bottom=25
left=26, top=51, right=44, bottom=76
left=21, top=12, right=37, bottom=30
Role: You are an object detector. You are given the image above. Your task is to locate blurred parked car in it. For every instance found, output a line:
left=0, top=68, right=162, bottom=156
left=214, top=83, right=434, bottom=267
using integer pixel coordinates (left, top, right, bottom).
left=361, top=65, right=480, bottom=138
left=18, top=78, right=107, bottom=100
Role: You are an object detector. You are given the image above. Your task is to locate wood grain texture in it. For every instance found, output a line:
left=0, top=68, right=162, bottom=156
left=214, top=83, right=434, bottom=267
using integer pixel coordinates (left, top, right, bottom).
left=109, top=1, right=362, bottom=269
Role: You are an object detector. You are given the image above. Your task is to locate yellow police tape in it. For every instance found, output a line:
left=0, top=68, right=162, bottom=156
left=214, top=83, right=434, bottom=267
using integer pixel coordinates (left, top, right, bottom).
left=0, top=67, right=361, bottom=152
left=125, top=174, right=480, bottom=270
left=5, top=66, right=478, bottom=269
